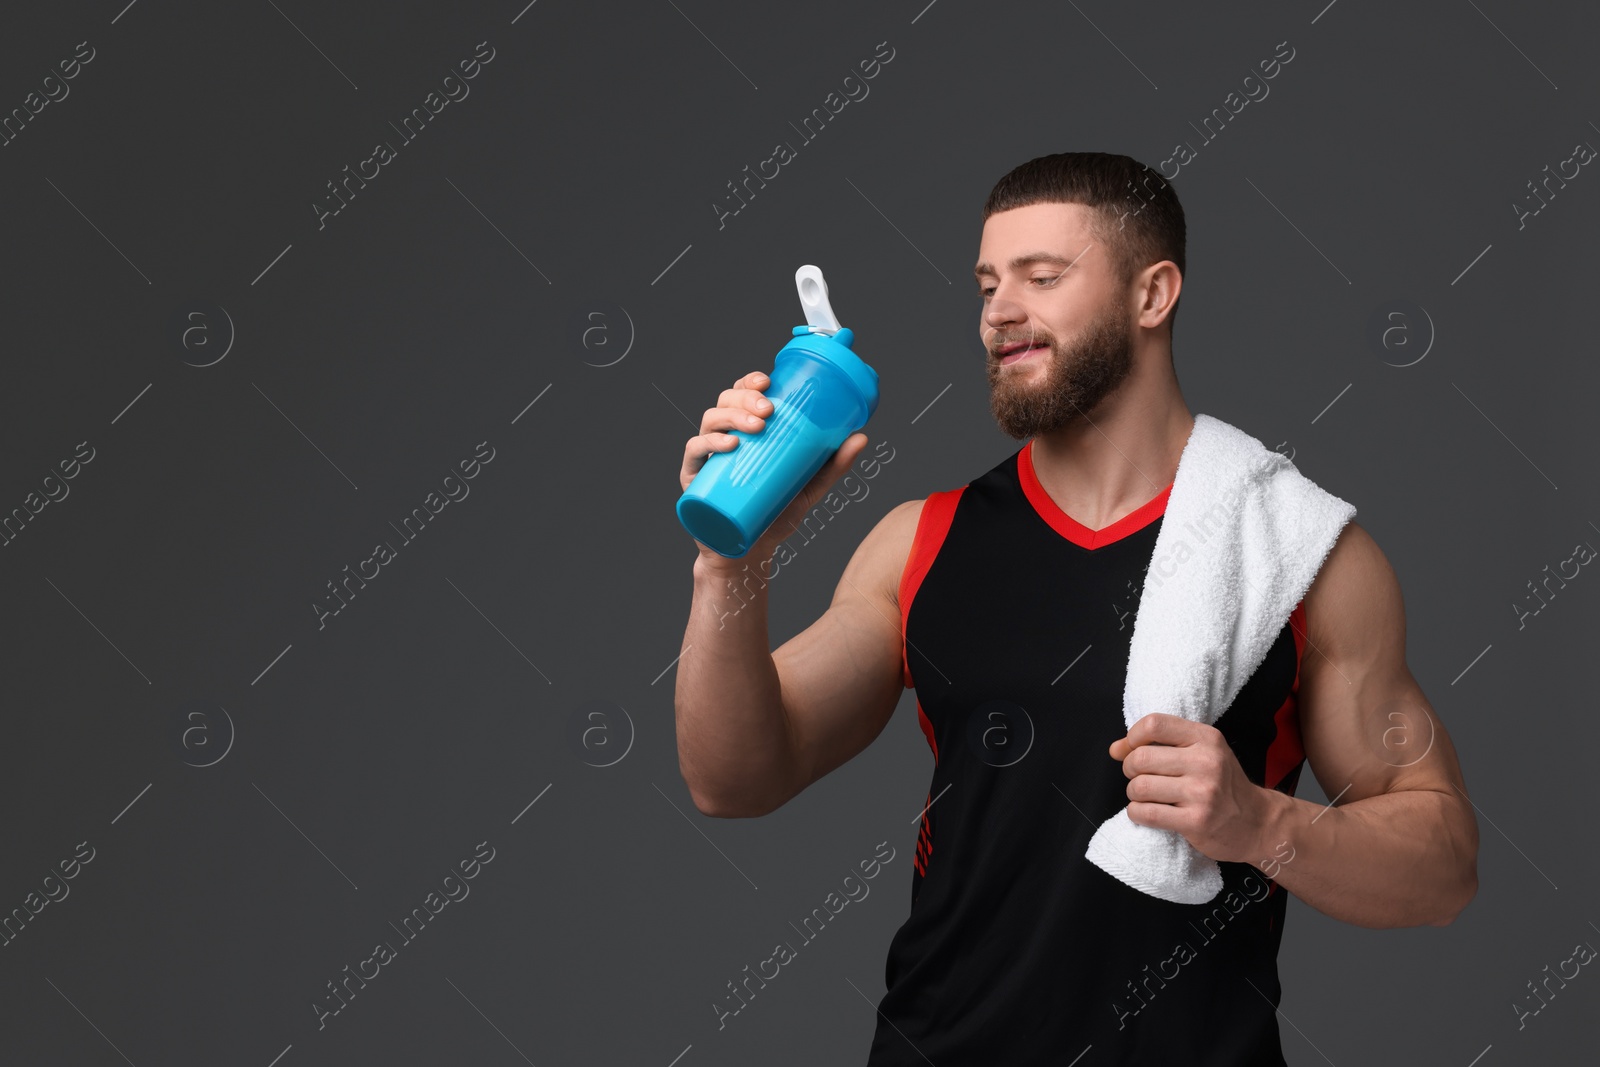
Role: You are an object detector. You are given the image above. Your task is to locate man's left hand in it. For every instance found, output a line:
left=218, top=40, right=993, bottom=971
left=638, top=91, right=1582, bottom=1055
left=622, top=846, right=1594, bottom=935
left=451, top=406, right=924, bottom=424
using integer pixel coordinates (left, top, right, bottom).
left=1108, top=713, right=1273, bottom=865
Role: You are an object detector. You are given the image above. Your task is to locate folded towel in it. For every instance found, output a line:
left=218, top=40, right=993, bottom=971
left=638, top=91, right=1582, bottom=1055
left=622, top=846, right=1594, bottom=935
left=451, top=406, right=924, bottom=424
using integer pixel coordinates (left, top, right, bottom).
left=1083, top=413, right=1356, bottom=904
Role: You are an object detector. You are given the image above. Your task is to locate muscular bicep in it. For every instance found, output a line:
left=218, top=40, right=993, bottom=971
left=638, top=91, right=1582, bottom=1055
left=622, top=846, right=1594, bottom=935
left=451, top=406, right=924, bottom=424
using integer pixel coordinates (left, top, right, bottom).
left=1296, top=522, right=1470, bottom=804
left=771, top=499, right=921, bottom=804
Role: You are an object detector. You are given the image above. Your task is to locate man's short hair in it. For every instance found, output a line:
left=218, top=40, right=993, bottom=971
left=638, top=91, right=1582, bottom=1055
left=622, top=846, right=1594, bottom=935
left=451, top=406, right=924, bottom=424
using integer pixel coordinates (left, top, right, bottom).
left=982, top=152, right=1186, bottom=330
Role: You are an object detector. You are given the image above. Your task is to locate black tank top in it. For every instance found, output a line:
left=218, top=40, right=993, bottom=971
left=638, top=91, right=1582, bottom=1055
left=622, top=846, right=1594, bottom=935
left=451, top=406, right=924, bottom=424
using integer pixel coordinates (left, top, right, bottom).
left=869, top=438, right=1307, bottom=1066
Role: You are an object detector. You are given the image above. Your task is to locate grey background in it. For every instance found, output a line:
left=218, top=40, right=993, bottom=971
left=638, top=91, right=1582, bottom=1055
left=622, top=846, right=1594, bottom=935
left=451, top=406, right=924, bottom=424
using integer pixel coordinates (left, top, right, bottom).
left=1, top=0, right=1594, bottom=1064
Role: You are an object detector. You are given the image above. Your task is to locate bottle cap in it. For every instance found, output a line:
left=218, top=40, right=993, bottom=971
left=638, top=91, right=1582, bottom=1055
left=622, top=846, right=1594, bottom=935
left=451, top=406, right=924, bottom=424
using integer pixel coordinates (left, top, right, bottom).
left=795, top=265, right=842, bottom=335
left=781, top=264, right=878, bottom=420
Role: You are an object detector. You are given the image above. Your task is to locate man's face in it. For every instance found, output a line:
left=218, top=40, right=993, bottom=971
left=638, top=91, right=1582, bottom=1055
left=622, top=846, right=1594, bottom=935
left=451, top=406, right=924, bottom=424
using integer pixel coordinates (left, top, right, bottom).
left=975, top=202, right=1136, bottom=440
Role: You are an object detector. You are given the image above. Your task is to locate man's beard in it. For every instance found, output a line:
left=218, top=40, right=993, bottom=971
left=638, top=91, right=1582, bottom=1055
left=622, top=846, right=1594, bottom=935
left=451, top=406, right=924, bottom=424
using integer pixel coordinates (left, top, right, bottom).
left=986, top=294, right=1135, bottom=440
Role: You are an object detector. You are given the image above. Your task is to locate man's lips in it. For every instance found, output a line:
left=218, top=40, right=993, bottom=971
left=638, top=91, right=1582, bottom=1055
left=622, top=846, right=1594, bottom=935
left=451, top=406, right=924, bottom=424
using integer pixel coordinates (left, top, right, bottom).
left=997, top=341, right=1048, bottom=364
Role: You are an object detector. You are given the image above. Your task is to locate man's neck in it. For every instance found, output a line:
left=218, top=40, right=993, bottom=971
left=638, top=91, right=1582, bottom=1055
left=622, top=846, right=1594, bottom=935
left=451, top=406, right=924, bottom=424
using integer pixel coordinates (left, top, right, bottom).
left=1026, top=379, right=1194, bottom=532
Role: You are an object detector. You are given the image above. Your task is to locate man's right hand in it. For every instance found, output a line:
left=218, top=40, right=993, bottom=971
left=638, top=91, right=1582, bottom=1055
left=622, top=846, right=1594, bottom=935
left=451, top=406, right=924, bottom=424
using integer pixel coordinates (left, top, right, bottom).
left=680, top=369, right=870, bottom=569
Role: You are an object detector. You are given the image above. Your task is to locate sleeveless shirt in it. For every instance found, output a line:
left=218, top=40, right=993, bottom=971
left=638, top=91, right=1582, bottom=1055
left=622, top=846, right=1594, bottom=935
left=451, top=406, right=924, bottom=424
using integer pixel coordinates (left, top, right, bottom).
left=866, top=438, right=1308, bottom=1066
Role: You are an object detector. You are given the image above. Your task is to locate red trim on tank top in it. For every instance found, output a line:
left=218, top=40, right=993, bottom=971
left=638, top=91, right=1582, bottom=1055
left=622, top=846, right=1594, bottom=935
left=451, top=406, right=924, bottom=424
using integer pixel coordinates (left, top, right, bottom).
left=898, top=487, right=965, bottom=755
left=913, top=788, right=934, bottom=877
left=1263, top=599, right=1308, bottom=917
left=1264, top=599, right=1309, bottom=794
left=902, top=495, right=960, bottom=883
left=900, top=492, right=963, bottom=880
left=1017, top=438, right=1173, bottom=550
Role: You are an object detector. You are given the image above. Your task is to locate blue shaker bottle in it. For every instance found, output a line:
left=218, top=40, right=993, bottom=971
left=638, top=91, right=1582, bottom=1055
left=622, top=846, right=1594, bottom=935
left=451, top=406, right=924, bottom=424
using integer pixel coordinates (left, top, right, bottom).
left=676, top=265, right=880, bottom=558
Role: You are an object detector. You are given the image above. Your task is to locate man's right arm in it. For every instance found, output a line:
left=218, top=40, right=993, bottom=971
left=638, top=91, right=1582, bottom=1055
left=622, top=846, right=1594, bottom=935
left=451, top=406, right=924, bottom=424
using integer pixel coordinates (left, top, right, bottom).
left=675, top=498, right=922, bottom=818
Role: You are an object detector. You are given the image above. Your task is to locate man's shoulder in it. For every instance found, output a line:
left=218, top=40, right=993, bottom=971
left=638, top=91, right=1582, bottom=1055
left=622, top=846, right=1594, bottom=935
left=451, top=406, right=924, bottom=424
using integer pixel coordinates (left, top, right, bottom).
left=1301, top=520, right=1403, bottom=665
left=862, top=499, right=927, bottom=611
left=850, top=445, right=1021, bottom=607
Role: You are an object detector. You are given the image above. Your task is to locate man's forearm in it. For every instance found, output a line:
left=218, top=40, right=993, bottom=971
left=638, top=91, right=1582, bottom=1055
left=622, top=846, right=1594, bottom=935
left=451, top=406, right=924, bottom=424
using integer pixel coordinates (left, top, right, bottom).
left=1254, top=786, right=1477, bottom=929
left=674, top=558, right=796, bottom=817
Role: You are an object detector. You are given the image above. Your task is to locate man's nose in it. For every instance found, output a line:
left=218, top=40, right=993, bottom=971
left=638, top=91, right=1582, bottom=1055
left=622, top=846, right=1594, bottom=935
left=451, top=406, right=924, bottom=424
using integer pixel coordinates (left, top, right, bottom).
left=983, top=292, right=1024, bottom=331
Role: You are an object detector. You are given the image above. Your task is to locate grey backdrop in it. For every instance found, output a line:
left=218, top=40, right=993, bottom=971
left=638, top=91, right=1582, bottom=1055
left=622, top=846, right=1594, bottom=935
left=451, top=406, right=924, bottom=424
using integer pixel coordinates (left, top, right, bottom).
left=2, top=0, right=1595, bottom=1064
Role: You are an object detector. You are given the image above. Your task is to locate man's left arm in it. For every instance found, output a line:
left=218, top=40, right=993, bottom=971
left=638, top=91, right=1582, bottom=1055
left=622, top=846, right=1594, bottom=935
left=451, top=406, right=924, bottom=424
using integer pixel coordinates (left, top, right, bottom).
left=1255, top=520, right=1479, bottom=927
left=1111, top=520, right=1480, bottom=928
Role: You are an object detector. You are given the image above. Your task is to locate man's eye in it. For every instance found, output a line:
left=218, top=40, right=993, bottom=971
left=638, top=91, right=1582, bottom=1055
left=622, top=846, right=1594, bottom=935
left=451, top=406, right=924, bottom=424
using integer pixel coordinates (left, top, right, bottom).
left=978, top=272, right=1064, bottom=298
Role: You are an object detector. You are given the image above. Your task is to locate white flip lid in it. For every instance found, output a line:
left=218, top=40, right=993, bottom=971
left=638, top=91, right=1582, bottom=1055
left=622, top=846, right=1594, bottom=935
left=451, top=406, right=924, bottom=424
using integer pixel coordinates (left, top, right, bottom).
left=795, top=264, right=842, bottom=335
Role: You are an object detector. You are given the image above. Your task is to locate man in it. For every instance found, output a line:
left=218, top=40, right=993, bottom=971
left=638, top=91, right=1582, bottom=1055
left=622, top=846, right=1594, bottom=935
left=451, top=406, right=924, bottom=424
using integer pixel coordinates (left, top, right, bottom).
left=674, top=151, right=1478, bottom=1065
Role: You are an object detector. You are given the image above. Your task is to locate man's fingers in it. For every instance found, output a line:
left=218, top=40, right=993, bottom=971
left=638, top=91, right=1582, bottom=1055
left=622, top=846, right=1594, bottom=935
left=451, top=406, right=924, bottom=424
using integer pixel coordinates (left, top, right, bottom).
left=829, top=433, right=868, bottom=470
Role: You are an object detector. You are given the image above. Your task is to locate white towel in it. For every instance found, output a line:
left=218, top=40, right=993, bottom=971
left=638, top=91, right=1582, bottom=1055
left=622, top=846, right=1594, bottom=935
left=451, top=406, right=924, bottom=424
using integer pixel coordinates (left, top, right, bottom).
left=1083, top=413, right=1356, bottom=904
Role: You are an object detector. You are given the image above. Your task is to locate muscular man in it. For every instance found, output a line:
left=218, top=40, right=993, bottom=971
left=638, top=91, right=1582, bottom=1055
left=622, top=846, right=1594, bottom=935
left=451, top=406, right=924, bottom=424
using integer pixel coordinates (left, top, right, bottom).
left=674, top=151, right=1478, bottom=1065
